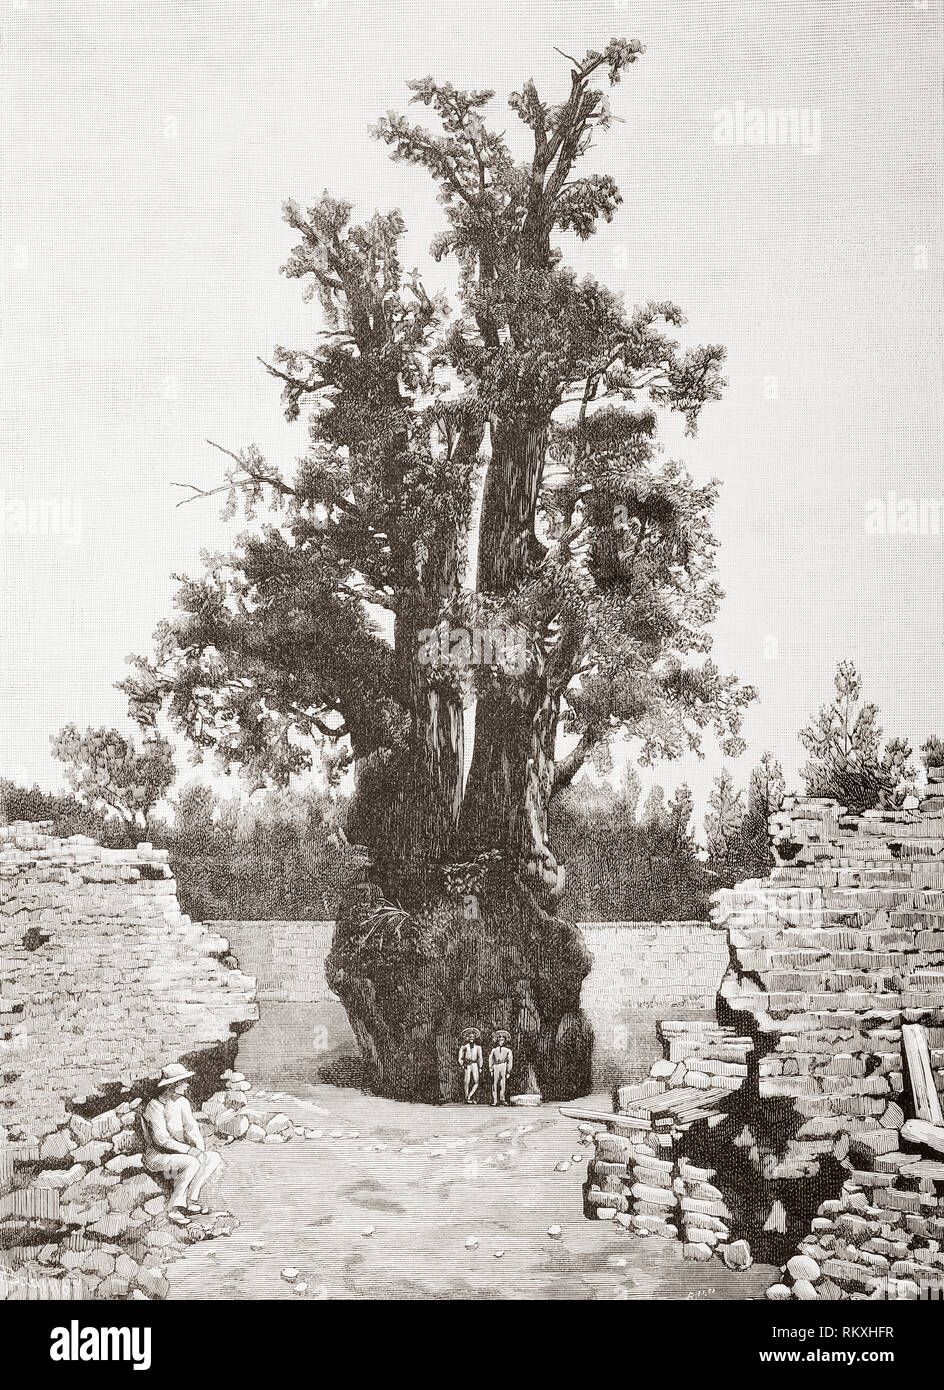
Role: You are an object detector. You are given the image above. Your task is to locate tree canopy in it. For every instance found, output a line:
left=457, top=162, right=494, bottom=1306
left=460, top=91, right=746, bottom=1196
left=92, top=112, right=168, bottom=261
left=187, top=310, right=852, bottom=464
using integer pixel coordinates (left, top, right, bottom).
left=123, top=39, right=754, bottom=896
left=50, top=724, right=174, bottom=837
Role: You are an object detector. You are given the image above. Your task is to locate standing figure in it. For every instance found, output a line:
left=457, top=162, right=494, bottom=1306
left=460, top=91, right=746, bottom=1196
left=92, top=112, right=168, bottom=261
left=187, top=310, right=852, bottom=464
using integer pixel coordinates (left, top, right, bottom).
left=488, top=1030, right=514, bottom=1107
left=458, top=1028, right=484, bottom=1103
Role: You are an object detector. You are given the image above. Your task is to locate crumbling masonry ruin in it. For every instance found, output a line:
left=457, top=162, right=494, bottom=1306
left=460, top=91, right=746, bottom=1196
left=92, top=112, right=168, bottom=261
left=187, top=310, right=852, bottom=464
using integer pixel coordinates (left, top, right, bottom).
left=0, top=822, right=258, bottom=1300
left=576, top=790, right=944, bottom=1299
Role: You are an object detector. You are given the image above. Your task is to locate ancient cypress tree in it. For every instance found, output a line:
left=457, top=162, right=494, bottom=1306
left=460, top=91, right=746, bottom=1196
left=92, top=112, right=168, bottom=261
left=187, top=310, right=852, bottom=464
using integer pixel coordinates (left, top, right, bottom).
left=124, top=38, right=754, bottom=1101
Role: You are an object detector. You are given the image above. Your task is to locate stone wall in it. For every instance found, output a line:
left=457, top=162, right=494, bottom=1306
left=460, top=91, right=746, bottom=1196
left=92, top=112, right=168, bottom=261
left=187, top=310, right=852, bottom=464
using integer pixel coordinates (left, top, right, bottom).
left=576, top=792, right=944, bottom=1300
left=207, top=921, right=357, bottom=1083
left=0, top=821, right=258, bottom=1300
left=0, top=823, right=257, bottom=1142
left=581, top=921, right=727, bottom=1013
left=714, top=795, right=944, bottom=1175
left=206, top=918, right=726, bottom=1088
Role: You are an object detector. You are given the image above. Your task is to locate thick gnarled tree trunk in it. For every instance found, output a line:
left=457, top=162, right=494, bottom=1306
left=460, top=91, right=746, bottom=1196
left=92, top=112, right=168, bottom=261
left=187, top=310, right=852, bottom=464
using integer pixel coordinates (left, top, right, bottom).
left=325, top=864, right=592, bottom=1103
left=326, top=411, right=594, bottom=1104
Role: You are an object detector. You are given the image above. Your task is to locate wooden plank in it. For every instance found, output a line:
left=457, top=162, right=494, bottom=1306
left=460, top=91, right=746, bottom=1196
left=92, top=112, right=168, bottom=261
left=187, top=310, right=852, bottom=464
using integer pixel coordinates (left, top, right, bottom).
left=561, top=1088, right=730, bottom=1131
left=902, top=1023, right=944, bottom=1125
left=901, top=1118, right=944, bottom=1156
left=629, top=1086, right=729, bottom=1116
left=681, top=1107, right=729, bottom=1124
left=557, top=1106, right=651, bottom=1131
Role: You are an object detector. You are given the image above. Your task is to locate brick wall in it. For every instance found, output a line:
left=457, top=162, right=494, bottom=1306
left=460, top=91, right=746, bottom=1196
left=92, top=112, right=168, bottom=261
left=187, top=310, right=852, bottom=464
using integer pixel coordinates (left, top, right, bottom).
left=582, top=921, right=728, bottom=1012
left=0, top=823, right=257, bottom=1143
left=582, top=921, right=728, bottom=1087
left=207, top=921, right=357, bottom=1082
left=212, top=920, right=337, bottom=1003
left=210, top=917, right=727, bottom=1089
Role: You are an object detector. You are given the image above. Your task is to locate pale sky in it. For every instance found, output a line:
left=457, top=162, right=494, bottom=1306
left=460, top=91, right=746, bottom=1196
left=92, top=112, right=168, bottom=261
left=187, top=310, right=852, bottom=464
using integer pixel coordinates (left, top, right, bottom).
left=1, top=0, right=941, bottom=816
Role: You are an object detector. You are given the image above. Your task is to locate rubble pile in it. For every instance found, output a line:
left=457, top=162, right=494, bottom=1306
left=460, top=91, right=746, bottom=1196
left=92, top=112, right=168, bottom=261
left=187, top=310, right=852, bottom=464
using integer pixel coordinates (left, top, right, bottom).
left=195, top=1070, right=322, bottom=1146
left=0, top=1094, right=241, bottom=1301
left=1, top=1064, right=340, bottom=1301
left=580, top=1022, right=753, bottom=1259
left=770, top=1165, right=944, bottom=1300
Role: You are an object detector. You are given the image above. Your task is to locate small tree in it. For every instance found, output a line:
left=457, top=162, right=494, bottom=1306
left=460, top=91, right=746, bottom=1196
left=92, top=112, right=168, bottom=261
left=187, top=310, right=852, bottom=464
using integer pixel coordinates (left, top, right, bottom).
left=705, top=768, right=744, bottom=874
left=921, top=735, right=944, bottom=774
left=618, top=764, right=642, bottom=821
left=51, top=725, right=175, bottom=840
left=880, top=737, right=917, bottom=808
left=667, top=781, right=695, bottom=856
left=737, top=752, right=785, bottom=877
left=798, top=662, right=915, bottom=813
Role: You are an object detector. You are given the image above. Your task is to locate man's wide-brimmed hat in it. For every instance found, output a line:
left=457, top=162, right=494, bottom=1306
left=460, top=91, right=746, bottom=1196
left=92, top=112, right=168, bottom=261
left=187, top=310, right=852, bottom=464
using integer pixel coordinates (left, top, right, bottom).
left=157, top=1063, right=195, bottom=1089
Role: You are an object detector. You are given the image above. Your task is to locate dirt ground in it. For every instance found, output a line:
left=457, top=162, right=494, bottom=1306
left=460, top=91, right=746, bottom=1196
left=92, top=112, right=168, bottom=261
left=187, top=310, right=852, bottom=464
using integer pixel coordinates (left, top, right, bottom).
left=169, top=1083, right=777, bottom=1301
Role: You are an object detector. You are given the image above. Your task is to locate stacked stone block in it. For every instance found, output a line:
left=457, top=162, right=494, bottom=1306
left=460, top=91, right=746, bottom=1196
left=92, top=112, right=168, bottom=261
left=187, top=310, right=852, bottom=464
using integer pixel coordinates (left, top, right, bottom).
left=582, top=1022, right=750, bottom=1255
left=582, top=1126, right=741, bottom=1255
left=583, top=1120, right=675, bottom=1231
left=676, top=1159, right=735, bottom=1260
left=651, top=1020, right=752, bottom=1097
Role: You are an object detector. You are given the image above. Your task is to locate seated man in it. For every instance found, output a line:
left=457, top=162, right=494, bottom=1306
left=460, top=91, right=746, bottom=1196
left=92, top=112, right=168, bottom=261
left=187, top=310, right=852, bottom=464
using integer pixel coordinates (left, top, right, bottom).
left=141, top=1063, right=223, bottom=1225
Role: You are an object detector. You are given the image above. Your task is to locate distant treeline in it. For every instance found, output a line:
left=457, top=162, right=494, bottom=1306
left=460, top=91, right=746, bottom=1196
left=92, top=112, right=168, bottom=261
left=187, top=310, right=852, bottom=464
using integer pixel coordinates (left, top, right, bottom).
left=4, top=758, right=783, bottom=925
left=0, top=779, right=356, bottom=922
left=7, top=659, right=938, bottom=924
left=549, top=757, right=781, bottom=923
left=1, top=755, right=782, bottom=924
